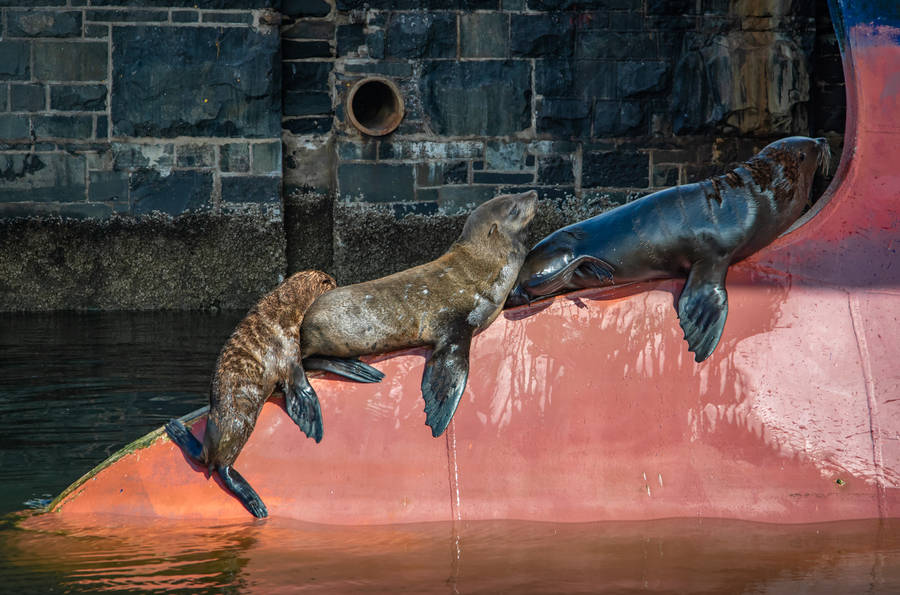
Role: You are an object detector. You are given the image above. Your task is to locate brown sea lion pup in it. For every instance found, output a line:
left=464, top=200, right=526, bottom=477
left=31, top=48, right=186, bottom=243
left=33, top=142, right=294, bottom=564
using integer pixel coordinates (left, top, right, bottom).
left=507, top=136, right=831, bottom=362
left=296, top=190, right=538, bottom=438
left=165, top=270, right=384, bottom=518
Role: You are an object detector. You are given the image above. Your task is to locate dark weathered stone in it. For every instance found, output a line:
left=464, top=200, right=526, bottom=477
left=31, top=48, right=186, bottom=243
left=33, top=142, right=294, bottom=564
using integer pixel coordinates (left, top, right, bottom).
left=89, top=0, right=277, bottom=7
left=202, top=12, right=253, bottom=24
left=283, top=20, right=334, bottom=40
left=283, top=117, right=332, bottom=135
left=338, top=140, right=377, bottom=161
left=85, top=9, right=168, bottom=22
left=485, top=141, right=528, bottom=171
left=220, top=143, right=250, bottom=172
left=618, top=61, right=669, bottom=97
left=511, top=13, right=575, bottom=57
left=420, top=61, right=531, bottom=136
left=670, top=32, right=811, bottom=135
left=537, top=97, right=591, bottom=137
left=130, top=169, right=213, bottom=215
left=652, top=163, right=679, bottom=187
left=538, top=155, right=574, bottom=185
left=366, top=30, right=385, bottom=59
left=283, top=0, right=331, bottom=17
left=0, top=42, right=30, bottom=80
left=251, top=141, right=281, bottom=174
left=10, top=84, right=45, bottom=111
left=171, top=10, right=199, bottom=22
left=96, top=115, right=108, bottom=138
left=221, top=175, right=280, bottom=204
left=577, top=31, right=656, bottom=59
left=609, top=10, right=642, bottom=30
left=592, top=100, right=645, bottom=135
left=535, top=58, right=615, bottom=99
left=461, top=13, right=509, bottom=58
left=283, top=40, right=332, bottom=59
left=386, top=12, right=456, bottom=59
left=338, top=163, right=414, bottom=202
left=175, top=143, right=216, bottom=168
left=89, top=170, right=129, bottom=202
left=647, top=0, right=696, bottom=15
left=33, top=115, right=93, bottom=139
left=50, top=84, right=107, bottom=111
left=8, top=9, right=82, bottom=37
left=84, top=24, right=109, bottom=38
left=0, top=153, right=86, bottom=202
left=283, top=61, right=331, bottom=92
left=582, top=150, right=648, bottom=187
left=33, top=42, right=107, bottom=81
left=112, top=142, right=175, bottom=170
left=112, top=26, right=280, bottom=138
left=336, top=24, right=365, bottom=56
left=283, top=91, right=332, bottom=116
left=473, top=171, right=534, bottom=184
left=527, top=0, right=639, bottom=8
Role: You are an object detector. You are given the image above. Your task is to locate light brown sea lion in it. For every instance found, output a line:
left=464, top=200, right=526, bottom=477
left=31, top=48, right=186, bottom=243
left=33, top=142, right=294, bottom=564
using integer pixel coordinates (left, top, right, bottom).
left=165, top=270, right=383, bottom=518
left=297, top=190, right=538, bottom=437
left=507, top=136, right=831, bottom=362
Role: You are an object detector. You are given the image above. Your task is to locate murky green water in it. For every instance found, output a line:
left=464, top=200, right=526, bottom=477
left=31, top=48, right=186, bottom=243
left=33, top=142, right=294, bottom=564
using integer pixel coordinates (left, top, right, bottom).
left=1, top=312, right=899, bottom=593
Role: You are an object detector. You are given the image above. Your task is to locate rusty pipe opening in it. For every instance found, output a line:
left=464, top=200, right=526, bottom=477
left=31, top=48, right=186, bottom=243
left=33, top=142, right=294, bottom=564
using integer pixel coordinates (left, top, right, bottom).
left=346, top=77, right=404, bottom=136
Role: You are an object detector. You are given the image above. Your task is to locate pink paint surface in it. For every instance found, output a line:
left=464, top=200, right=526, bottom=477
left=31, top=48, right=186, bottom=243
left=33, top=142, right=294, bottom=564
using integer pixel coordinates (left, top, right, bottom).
left=51, top=24, right=900, bottom=524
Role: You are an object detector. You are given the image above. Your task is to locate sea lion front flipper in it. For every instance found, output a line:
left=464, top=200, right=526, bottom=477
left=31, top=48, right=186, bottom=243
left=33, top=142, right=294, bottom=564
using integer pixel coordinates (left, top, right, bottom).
left=677, top=260, right=729, bottom=363
left=303, top=356, right=385, bottom=383
left=218, top=464, right=268, bottom=518
left=421, top=333, right=472, bottom=438
left=529, top=255, right=615, bottom=296
left=165, top=419, right=204, bottom=461
left=284, top=363, right=324, bottom=443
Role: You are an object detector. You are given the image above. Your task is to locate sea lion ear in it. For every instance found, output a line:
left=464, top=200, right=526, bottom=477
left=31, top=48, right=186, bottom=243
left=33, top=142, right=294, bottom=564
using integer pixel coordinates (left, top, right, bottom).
left=489, top=223, right=498, bottom=236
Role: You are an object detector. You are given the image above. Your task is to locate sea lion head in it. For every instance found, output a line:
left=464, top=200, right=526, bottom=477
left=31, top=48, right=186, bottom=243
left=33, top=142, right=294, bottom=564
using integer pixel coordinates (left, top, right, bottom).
left=751, top=136, right=831, bottom=206
left=458, top=190, right=538, bottom=252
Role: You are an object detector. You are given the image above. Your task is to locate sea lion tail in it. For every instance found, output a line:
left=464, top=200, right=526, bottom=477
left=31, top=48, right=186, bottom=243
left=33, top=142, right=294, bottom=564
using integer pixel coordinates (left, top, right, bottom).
left=303, top=356, right=385, bottom=383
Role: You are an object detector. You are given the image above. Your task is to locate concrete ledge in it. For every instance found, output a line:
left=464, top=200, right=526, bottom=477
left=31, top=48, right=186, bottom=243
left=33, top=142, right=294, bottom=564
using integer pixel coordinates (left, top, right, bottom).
left=0, top=213, right=285, bottom=311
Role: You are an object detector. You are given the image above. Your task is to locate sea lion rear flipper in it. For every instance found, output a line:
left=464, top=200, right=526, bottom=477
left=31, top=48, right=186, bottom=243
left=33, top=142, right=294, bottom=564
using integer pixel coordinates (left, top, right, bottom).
left=218, top=464, right=268, bottom=518
left=303, top=356, right=385, bottom=383
left=421, top=334, right=472, bottom=438
left=165, top=419, right=204, bottom=461
left=677, top=261, right=729, bottom=363
left=530, top=255, right=614, bottom=296
left=285, top=363, right=324, bottom=442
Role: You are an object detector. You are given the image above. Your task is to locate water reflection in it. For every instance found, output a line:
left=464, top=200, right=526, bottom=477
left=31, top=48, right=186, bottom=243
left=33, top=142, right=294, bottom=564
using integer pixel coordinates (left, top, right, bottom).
left=0, top=311, right=243, bottom=515
left=2, top=515, right=899, bottom=593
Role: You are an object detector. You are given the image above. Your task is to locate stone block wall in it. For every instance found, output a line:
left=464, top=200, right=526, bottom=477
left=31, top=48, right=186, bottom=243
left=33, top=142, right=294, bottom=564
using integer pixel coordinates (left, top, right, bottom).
left=0, top=0, right=845, bottom=308
left=0, top=2, right=286, bottom=310
left=0, top=2, right=281, bottom=219
left=282, top=0, right=845, bottom=284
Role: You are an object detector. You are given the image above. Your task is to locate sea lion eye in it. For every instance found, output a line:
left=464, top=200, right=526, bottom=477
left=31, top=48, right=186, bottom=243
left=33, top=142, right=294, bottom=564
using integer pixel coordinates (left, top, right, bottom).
left=508, top=205, right=520, bottom=217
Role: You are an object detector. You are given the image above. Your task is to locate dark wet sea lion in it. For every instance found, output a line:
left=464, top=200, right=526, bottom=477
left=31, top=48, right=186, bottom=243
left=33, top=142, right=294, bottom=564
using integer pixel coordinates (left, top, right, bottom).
left=507, top=137, right=831, bottom=362
left=298, top=190, right=538, bottom=437
left=165, top=270, right=384, bottom=518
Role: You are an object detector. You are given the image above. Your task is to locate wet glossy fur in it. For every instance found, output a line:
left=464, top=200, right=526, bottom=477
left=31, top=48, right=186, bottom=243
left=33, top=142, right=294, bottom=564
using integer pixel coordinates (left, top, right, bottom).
left=507, top=137, right=830, bottom=362
left=165, top=270, right=338, bottom=518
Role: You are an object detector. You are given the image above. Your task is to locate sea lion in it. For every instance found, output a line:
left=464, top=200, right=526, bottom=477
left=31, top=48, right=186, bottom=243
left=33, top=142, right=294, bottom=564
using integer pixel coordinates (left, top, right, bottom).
left=506, top=136, right=831, bottom=362
left=296, top=190, right=538, bottom=438
left=165, top=270, right=384, bottom=518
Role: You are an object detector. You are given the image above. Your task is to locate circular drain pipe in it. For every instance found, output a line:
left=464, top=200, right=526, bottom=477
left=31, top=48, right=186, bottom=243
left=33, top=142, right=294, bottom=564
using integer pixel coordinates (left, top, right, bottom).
left=346, top=77, right=404, bottom=136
